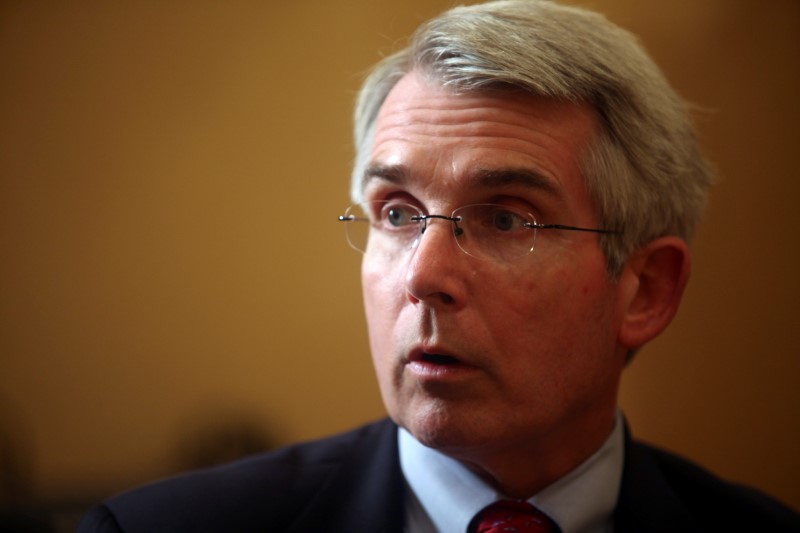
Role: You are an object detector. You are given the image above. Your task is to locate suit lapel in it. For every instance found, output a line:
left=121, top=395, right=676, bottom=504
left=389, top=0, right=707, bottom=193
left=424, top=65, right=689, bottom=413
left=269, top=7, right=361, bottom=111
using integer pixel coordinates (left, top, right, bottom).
left=287, top=419, right=405, bottom=533
left=614, top=427, right=702, bottom=533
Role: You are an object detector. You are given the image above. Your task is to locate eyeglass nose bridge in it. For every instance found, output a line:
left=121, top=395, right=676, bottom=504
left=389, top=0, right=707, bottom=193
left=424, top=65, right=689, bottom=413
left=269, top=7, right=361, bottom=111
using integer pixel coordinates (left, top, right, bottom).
left=411, top=214, right=465, bottom=237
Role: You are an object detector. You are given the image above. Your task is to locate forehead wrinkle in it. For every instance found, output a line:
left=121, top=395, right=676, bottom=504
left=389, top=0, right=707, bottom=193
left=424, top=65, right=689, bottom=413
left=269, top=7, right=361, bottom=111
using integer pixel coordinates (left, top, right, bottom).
left=370, top=117, right=573, bottom=176
left=373, top=106, right=583, bottom=173
left=366, top=72, right=596, bottom=204
left=378, top=102, right=560, bottom=135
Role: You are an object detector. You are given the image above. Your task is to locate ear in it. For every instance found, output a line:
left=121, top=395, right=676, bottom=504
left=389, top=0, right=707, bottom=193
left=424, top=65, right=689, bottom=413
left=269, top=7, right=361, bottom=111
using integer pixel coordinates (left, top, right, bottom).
left=617, top=236, right=691, bottom=350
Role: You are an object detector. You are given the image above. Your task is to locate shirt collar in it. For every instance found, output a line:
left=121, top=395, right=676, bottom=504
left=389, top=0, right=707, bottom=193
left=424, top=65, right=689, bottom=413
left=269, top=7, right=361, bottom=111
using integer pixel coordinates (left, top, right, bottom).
left=399, top=411, right=625, bottom=533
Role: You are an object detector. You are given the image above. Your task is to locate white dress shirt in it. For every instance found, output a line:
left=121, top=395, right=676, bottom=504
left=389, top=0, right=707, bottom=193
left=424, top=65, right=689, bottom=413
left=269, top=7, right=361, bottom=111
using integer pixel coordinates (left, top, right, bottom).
left=399, top=411, right=624, bottom=533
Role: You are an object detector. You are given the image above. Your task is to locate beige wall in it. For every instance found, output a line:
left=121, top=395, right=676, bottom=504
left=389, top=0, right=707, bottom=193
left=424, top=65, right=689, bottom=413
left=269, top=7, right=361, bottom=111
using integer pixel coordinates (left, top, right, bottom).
left=1, top=0, right=797, bottom=512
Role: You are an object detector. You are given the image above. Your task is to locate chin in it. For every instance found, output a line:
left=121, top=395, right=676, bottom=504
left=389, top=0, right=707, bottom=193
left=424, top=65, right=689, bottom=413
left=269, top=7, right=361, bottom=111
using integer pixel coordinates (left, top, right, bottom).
left=396, top=402, right=494, bottom=453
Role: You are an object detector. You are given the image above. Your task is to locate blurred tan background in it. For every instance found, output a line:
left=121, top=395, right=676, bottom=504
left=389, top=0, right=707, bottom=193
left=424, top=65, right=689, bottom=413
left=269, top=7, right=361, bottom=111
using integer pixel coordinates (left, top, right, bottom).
left=1, top=0, right=798, bottom=527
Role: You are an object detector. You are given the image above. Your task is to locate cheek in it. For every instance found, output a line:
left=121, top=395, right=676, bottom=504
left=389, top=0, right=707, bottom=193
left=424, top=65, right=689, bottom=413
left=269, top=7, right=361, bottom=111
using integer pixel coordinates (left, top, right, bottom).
left=362, top=257, right=399, bottom=315
left=361, top=258, right=407, bottom=414
left=501, top=262, right=571, bottom=318
left=361, top=257, right=405, bottom=352
left=501, top=261, right=617, bottom=349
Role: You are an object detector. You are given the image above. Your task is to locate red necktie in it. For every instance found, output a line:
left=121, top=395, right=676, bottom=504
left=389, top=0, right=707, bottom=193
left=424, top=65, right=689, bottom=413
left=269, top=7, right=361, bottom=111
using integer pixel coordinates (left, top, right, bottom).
left=468, top=500, right=561, bottom=533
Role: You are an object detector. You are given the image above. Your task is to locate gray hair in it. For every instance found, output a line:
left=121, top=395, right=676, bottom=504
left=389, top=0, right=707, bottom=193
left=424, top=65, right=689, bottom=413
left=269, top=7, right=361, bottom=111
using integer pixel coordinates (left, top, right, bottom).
left=351, top=0, right=713, bottom=275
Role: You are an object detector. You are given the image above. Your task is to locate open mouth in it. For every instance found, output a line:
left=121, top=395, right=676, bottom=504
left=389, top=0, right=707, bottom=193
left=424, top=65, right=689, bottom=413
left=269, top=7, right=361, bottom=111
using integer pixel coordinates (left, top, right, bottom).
left=421, top=353, right=460, bottom=365
left=407, top=348, right=476, bottom=379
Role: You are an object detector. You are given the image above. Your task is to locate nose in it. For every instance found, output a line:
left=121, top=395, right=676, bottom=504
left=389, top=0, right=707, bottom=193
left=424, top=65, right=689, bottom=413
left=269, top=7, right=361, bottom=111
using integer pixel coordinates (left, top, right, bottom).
left=404, top=218, right=468, bottom=307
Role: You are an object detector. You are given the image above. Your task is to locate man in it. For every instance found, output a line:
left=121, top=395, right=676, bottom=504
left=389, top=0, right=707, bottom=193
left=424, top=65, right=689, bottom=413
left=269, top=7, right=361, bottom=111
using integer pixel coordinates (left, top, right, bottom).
left=79, top=1, right=799, bottom=531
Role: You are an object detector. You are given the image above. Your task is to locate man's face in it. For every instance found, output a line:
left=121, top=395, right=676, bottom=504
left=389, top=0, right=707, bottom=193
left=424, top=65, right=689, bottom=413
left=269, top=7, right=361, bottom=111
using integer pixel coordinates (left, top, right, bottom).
left=361, top=71, right=629, bottom=462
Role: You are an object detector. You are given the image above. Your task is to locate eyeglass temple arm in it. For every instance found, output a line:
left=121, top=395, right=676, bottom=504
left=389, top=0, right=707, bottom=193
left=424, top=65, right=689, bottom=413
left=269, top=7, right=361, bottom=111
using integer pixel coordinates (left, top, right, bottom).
left=531, top=223, right=618, bottom=235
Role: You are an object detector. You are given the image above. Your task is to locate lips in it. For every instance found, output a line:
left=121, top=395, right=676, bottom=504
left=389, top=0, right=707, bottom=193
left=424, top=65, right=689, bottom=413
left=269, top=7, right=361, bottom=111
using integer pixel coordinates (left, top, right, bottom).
left=407, top=346, right=463, bottom=365
left=405, top=346, right=479, bottom=381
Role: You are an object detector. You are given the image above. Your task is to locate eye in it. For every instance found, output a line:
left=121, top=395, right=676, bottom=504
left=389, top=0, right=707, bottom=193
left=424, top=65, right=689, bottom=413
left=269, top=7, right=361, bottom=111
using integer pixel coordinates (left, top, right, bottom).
left=380, top=202, right=419, bottom=228
left=486, top=207, right=529, bottom=232
left=493, top=211, right=516, bottom=231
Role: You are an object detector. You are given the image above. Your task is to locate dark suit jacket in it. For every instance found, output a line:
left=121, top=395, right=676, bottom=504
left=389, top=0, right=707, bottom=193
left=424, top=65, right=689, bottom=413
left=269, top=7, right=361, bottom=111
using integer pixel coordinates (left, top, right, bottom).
left=78, top=418, right=798, bottom=532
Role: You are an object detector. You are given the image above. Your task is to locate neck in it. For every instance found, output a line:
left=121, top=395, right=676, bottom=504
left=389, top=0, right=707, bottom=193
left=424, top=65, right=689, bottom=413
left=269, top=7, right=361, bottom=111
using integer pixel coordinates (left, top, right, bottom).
left=455, top=409, right=617, bottom=498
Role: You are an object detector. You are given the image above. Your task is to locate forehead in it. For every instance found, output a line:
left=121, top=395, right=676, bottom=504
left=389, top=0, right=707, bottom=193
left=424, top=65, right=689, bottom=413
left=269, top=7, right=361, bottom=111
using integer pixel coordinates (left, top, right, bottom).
left=365, top=71, right=599, bottom=204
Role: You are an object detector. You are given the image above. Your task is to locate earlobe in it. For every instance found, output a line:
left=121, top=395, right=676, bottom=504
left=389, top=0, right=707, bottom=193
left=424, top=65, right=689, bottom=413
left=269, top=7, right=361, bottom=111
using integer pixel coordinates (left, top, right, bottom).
left=617, top=237, right=691, bottom=350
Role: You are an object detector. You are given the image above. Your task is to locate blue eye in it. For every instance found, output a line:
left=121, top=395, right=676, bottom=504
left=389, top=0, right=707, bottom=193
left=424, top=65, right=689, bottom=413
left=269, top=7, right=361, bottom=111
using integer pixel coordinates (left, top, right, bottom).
left=493, top=211, right=516, bottom=231
left=478, top=206, right=527, bottom=232
left=382, top=203, right=418, bottom=228
left=387, top=207, right=406, bottom=227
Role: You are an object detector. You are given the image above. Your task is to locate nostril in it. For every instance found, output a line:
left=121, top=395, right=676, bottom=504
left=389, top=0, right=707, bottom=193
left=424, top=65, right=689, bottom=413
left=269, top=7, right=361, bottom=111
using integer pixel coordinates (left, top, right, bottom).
left=439, top=293, right=454, bottom=304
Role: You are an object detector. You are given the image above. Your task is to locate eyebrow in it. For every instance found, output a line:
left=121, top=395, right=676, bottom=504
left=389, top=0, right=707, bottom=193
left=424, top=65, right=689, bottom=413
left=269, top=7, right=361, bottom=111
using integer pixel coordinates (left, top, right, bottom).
left=363, top=163, right=407, bottom=185
left=470, top=167, right=561, bottom=199
left=362, top=163, right=562, bottom=199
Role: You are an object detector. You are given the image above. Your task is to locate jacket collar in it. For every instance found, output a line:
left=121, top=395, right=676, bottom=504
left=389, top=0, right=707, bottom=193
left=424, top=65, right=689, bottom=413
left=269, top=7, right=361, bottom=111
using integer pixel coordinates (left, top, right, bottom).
left=614, top=423, right=702, bottom=533
left=288, top=419, right=405, bottom=533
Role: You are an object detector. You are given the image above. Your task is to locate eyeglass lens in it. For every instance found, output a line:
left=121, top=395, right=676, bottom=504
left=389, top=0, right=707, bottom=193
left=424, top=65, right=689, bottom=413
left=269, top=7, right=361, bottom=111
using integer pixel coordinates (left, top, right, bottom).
left=341, top=201, right=538, bottom=261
